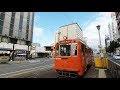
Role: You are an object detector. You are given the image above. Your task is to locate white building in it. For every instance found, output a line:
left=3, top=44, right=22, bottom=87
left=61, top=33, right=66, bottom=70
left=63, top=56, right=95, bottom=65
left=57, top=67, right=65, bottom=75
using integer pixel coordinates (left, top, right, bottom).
left=31, top=43, right=54, bottom=58
left=32, top=43, right=40, bottom=47
left=55, top=23, right=83, bottom=44
left=108, top=12, right=119, bottom=41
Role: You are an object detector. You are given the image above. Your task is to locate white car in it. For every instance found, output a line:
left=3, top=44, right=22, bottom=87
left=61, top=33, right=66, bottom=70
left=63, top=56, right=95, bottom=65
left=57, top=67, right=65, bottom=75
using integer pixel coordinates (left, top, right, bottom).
left=113, top=54, right=120, bottom=60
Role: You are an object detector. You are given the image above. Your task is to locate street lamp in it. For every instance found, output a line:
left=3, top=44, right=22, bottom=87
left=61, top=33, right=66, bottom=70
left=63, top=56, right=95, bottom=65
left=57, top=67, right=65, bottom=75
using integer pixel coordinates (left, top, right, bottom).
left=96, top=25, right=102, bottom=54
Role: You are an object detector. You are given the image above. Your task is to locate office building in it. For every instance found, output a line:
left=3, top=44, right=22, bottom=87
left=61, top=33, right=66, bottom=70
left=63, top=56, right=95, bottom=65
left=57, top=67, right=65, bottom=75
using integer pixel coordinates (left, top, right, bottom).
left=0, top=12, right=34, bottom=60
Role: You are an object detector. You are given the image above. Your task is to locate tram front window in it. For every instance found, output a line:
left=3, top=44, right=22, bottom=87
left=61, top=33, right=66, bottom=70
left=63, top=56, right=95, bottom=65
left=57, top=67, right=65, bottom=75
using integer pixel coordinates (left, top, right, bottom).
left=60, top=45, right=70, bottom=56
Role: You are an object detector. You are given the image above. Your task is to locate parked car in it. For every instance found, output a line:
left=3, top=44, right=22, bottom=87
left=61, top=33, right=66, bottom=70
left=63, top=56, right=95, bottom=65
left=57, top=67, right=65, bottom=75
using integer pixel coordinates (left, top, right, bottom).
left=113, top=54, right=120, bottom=60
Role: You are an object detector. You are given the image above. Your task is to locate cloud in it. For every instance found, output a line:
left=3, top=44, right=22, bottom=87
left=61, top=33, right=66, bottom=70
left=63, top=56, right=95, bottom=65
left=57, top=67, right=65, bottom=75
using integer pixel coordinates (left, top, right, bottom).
left=83, top=12, right=112, bottom=50
left=33, top=26, right=44, bottom=44
left=34, top=13, right=41, bottom=21
left=34, top=12, right=41, bottom=27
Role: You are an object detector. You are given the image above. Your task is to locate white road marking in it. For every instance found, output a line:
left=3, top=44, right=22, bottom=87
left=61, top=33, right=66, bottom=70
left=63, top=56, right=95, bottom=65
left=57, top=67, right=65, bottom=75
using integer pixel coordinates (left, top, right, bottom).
left=0, top=64, right=54, bottom=78
left=17, top=61, right=45, bottom=67
left=1, top=59, right=52, bottom=69
left=29, top=59, right=53, bottom=62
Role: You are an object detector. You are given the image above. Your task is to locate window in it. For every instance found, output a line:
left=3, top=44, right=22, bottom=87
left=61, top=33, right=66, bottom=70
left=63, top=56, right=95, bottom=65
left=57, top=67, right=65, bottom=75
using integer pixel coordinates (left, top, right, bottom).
left=10, top=24, right=14, bottom=29
left=19, top=12, right=24, bottom=32
left=56, top=45, right=59, bottom=56
left=56, top=44, right=71, bottom=56
left=26, top=12, right=30, bottom=40
left=0, top=20, right=4, bottom=26
left=9, top=12, right=16, bottom=37
left=71, top=43, right=77, bottom=56
left=27, top=24, right=29, bottom=29
left=81, top=44, right=85, bottom=57
left=0, top=25, right=3, bottom=34
left=18, top=32, right=21, bottom=38
left=18, top=12, right=24, bottom=38
left=0, top=12, right=5, bottom=34
left=11, top=12, right=16, bottom=24
left=9, top=28, right=13, bottom=36
left=31, top=12, right=34, bottom=30
left=0, top=12, right=5, bottom=21
left=60, top=44, right=70, bottom=56
left=11, top=18, right=15, bottom=24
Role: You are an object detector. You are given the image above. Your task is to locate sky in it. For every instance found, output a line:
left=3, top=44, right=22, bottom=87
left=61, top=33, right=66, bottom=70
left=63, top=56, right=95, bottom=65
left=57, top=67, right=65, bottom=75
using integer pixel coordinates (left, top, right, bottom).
left=33, top=12, right=112, bottom=50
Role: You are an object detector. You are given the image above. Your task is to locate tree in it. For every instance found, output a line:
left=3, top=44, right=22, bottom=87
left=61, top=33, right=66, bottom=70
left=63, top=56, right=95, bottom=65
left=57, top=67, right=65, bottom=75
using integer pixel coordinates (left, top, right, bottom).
left=106, top=40, right=120, bottom=54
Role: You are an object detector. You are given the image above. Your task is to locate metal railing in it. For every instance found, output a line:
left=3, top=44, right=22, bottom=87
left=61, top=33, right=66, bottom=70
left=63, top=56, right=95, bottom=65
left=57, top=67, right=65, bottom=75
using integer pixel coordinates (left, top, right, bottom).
left=108, top=59, right=120, bottom=78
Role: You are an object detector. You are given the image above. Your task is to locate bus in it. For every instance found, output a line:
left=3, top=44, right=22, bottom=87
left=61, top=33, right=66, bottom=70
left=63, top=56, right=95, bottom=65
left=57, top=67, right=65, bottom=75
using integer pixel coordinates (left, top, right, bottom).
left=54, top=37, right=94, bottom=78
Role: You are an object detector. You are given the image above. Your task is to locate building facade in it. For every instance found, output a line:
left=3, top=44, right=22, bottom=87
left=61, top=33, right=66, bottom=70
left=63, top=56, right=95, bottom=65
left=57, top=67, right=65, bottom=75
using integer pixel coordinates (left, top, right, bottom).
left=0, top=12, right=34, bottom=60
left=115, top=12, right=120, bottom=54
left=108, top=12, right=118, bottom=42
left=31, top=43, right=54, bottom=58
left=111, top=12, right=118, bottom=41
left=115, top=12, right=120, bottom=42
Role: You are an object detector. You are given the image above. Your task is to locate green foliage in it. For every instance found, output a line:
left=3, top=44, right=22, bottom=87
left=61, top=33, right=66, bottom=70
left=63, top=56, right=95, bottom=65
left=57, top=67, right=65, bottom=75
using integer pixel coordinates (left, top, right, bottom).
left=106, top=40, right=120, bottom=53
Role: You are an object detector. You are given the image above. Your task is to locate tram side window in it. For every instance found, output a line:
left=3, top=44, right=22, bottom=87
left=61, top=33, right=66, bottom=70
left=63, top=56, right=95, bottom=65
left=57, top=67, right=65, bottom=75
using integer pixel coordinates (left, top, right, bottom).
left=60, top=45, right=70, bottom=56
left=56, top=46, right=59, bottom=56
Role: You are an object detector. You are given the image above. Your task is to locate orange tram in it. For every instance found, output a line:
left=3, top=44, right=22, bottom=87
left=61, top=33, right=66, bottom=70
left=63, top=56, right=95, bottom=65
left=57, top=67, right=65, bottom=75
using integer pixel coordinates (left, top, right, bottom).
left=54, top=37, right=94, bottom=78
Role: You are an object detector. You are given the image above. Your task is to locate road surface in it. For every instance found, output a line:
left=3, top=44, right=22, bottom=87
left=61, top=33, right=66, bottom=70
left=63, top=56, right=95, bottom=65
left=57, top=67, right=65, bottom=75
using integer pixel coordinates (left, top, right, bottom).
left=0, top=58, right=54, bottom=78
left=0, top=58, right=112, bottom=78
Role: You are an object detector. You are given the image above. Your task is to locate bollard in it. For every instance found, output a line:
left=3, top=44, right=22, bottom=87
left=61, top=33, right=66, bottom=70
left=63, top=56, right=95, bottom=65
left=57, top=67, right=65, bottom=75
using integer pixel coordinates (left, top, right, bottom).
left=103, top=58, right=108, bottom=69
left=95, top=58, right=102, bottom=68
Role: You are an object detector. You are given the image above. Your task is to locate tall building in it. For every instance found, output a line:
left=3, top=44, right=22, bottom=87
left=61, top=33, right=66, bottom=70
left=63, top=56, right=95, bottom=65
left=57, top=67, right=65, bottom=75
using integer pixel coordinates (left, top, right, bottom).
left=0, top=12, right=34, bottom=60
left=111, top=12, right=118, bottom=41
left=108, top=12, right=118, bottom=42
left=105, top=35, right=110, bottom=48
left=115, top=12, right=120, bottom=42
left=108, top=12, right=118, bottom=41
left=108, top=23, right=113, bottom=41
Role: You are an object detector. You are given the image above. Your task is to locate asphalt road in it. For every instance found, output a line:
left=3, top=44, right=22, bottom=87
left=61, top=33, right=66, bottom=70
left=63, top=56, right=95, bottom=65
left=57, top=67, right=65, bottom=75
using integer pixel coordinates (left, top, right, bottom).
left=108, top=55, right=120, bottom=64
left=13, top=66, right=58, bottom=78
left=0, top=58, right=54, bottom=78
left=0, top=57, right=111, bottom=78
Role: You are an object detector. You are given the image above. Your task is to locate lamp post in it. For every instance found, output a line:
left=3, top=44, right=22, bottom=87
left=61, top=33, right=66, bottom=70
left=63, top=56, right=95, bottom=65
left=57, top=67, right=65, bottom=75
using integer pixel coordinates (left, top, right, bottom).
left=96, top=25, right=102, bottom=54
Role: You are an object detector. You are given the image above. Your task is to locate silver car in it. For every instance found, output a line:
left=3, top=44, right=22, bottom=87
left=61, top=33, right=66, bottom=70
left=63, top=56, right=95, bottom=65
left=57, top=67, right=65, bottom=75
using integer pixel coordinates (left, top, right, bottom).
left=113, top=54, right=120, bottom=60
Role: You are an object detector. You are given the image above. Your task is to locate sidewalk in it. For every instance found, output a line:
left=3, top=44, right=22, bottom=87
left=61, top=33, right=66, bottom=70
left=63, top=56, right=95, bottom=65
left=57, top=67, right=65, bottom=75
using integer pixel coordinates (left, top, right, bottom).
left=84, top=65, right=99, bottom=78
left=98, top=69, right=107, bottom=78
left=84, top=65, right=109, bottom=78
